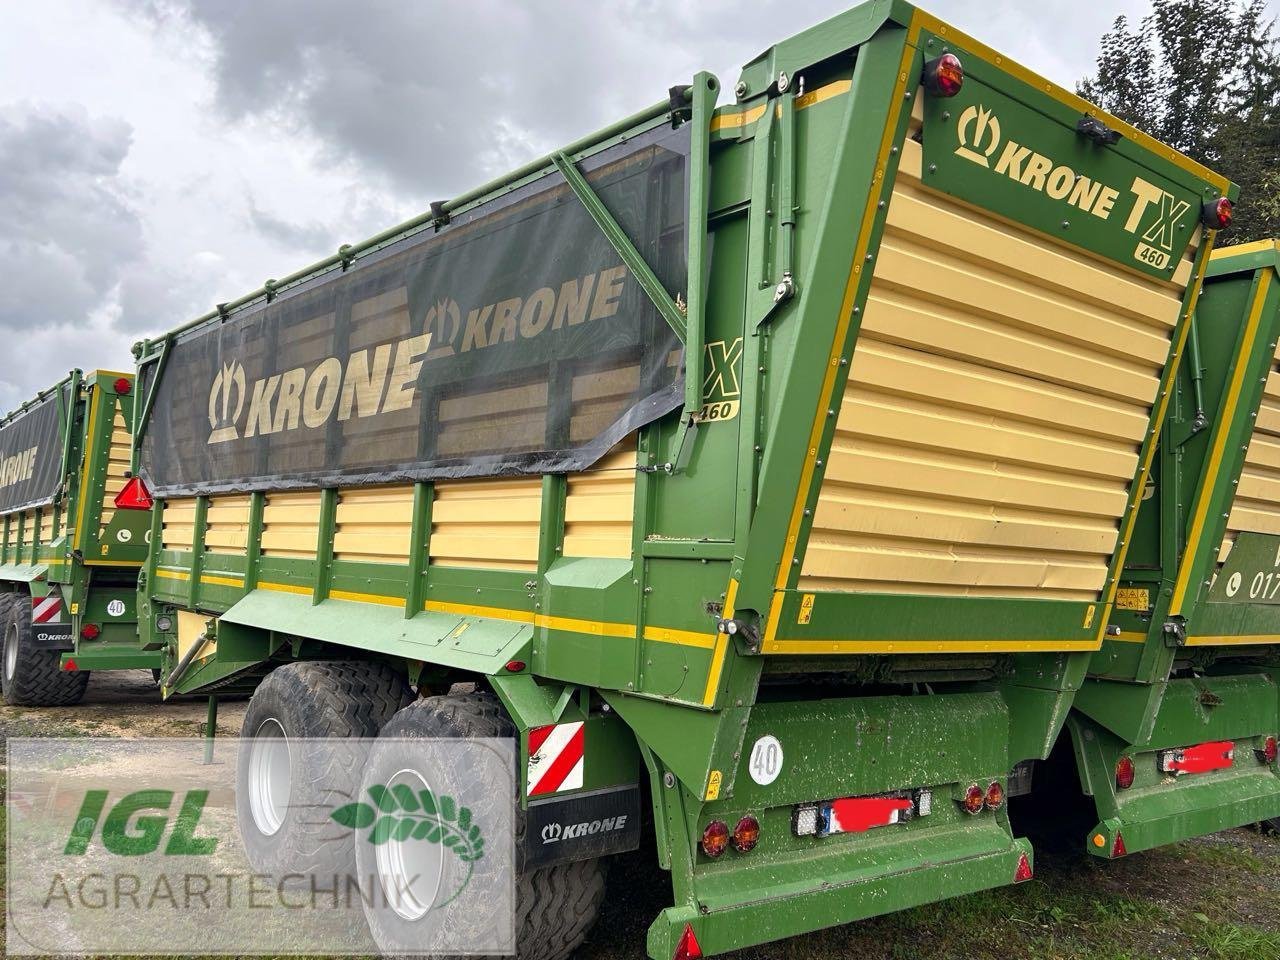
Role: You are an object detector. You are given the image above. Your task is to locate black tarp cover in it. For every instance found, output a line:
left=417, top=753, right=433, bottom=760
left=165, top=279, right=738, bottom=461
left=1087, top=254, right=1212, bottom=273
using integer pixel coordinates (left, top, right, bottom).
left=141, top=122, right=689, bottom=496
left=0, top=383, right=69, bottom=515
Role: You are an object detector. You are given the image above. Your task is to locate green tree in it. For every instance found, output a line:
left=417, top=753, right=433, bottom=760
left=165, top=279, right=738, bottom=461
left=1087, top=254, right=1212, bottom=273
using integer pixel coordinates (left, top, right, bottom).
left=1079, top=0, right=1280, bottom=242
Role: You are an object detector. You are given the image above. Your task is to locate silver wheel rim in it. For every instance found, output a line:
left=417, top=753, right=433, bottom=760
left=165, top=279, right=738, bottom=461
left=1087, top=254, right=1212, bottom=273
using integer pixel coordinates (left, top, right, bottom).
left=374, top=768, right=444, bottom=922
left=247, top=718, right=291, bottom=836
left=4, top=621, right=17, bottom=683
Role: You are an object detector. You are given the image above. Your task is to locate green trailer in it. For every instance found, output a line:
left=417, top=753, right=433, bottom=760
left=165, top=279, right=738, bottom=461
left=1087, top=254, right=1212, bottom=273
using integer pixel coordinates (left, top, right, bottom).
left=1069, top=240, right=1280, bottom=858
left=121, top=2, right=1233, bottom=956
left=0, top=369, right=159, bottom=706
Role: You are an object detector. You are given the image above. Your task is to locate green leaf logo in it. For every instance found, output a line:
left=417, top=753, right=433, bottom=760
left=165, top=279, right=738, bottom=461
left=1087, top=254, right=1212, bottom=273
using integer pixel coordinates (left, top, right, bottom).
left=329, top=786, right=485, bottom=863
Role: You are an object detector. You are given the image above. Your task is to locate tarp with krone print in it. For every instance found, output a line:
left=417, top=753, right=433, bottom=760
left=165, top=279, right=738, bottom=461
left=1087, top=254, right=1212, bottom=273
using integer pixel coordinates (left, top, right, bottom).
left=139, top=123, right=689, bottom=496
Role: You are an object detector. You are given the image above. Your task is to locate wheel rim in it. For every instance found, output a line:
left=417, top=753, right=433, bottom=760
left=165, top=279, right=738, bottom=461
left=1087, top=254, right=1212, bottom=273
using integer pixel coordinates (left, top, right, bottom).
left=247, top=718, right=292, bottom=836
left=4, top=621, right=17, bottom=684
left=374, top=768, right=444, bottom=922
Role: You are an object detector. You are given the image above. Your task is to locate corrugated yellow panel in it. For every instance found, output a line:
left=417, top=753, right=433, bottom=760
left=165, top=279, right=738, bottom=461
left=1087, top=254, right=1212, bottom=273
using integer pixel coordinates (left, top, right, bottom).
left=97, top=409, right=131, bottom=533
left=431, top=478, right=541, bottom=571
left=801, top=138, right=1187, bottom=601
left=563, top=440, right=636, bottom=558
left=335, top=486, right=414, bottom=564
left=162, top=498, right=197, bottom=550
left=1221, top=341, right=1280, bottom=565
left=205, top=495, right=253, bottom=555
left=38, top=508, right=54, bottom=545
left=261, top=491, right=321, bottom=559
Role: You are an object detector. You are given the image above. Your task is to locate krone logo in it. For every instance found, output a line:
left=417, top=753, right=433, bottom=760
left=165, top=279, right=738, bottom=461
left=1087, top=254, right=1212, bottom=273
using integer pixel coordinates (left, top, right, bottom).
left=208, top=361, right=247, bottom=443
left=954, top=104, right=1001, bottom=168
left=541, top=823, right=562, bottom=844
left=423, top=298, right=462, bottom=360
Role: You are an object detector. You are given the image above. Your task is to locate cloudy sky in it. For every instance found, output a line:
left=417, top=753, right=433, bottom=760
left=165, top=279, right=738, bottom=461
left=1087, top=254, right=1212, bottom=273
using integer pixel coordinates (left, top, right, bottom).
left=0, top=0, right=1227, bottom=411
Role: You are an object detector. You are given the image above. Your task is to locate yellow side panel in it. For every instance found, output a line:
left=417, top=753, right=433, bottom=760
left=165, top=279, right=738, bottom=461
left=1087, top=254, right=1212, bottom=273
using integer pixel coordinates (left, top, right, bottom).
left=39, top=509, right=54, bottom=544
left=335, top=486, right=414, bottom=564
left=204, top=495, right=253, bottom=555
left=563, top=441, right=636, bottom=559
left=1221, top=343, right=1280, bottom=565
left=431, top=478, right=541, bottom=571
left=801, top=138, right=1188, bottom=601
left=97, top=408, right=131, bottom=535
left=162, top=498, right=197, bottom=550
left=176, top=610, right=214, bottom=660
left=261, top=491, right=322, bottom=559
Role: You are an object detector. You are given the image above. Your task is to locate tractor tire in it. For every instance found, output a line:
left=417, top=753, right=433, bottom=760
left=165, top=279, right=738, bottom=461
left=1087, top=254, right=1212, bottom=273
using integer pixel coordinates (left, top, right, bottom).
left=1263, top=818, right=1280, bottom=835
left=357, top=692, right=607, bottom=960
left=235, top=660, right=413, bottom=879
left=0, top=594, right=90, bottom=706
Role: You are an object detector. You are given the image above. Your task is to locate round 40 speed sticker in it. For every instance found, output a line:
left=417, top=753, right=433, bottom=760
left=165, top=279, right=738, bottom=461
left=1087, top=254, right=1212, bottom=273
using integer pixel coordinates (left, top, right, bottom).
left=748, top=734, right=783, bottom=786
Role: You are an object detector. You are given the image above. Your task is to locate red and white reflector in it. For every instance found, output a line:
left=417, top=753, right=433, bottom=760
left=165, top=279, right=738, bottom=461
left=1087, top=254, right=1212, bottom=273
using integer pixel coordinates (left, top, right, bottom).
left=1159, top=740, right=1234, bottom=776
left=526, top=721, right=584, bottom=796
left=114, top=475, right=154, bottom=511
left=673, top=923, right=703, bottom=960
left=32, top=595, right=61, bottom=624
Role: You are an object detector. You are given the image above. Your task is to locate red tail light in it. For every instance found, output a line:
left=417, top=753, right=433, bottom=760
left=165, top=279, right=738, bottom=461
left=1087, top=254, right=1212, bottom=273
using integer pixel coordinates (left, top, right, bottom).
left=732, top=815, right=760, bottom=853
left=113, top=377, right=131, bottom=395
left=923, top=52, right=964, bottom=97
left=961, top=784, right=984, bottom=815
left=1013, top=852, right=1033, bottom=883
left=674, top=922, right=703, bottom=960
left=1202, top=197, right=1233, bottom=230
left=80, top=623, right=100, bottom=641
left=1115, top=756, right=1135, bottom=790
left=114, top=475, right=153, bottom=511
left=1260, top=736, right=1277, bottom=765
left=700, top=821, right=729, bottom=858
left=984, top=781, right=1005, bottom=811
left=504, top=659, right=526, bottom=673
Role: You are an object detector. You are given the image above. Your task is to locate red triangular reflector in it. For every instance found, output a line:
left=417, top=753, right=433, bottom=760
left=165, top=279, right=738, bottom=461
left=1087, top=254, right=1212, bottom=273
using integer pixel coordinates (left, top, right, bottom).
left=1014, top=852, right=1033, bottom=882
left=674, top=923, right=703, bottom=960
left=114, top=475, right=154, bottom=511
left=1111, top=833, right=1127, bottom=858
left=62, top=658, right=78, bottom=672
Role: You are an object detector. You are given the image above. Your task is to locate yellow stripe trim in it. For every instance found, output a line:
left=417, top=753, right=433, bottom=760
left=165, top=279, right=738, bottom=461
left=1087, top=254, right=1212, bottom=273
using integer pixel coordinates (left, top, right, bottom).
left=766, top=34, right=917, bottom=650
left=709, top=79, right=852, bottom=133
left=701, top=578, right=740, bottom=706
left=1170, top=270, right=1272, bottom=614
left=1212, top=239, right=1280, bottom=262
left=201, top=573, right=244, bottom=588
left=766, top=638, right=1102, bottom=655
left=644, top=625, right=716, bottom=650
left=331, top=588, right=401, bottom=607
left=155, top=568, right=190, bottom=582
left=1185, top=634, right=1280, bottom=647
left=259, top=580, right=311, bottom=596
left=913, top=12, right=1230, bottom=193
left=1111, top=631, right=1149, bottom=645
left=71, top=385, right=105, bottom=554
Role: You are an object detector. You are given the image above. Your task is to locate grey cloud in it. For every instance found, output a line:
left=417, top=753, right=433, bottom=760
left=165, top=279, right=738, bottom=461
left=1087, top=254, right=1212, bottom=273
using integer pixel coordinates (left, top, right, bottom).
left=0, top=103, right=144, bottom=330
left=140, top=0, right=854, bottom=198
left=245, top=195, right=332, bottom=256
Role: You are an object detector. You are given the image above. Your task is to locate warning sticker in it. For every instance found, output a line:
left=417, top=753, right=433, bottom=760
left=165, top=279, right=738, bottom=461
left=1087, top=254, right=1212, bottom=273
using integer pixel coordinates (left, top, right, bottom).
left=1115, top=588, right=1151, bottom=612
left=797, top=593, right=815, bottom=625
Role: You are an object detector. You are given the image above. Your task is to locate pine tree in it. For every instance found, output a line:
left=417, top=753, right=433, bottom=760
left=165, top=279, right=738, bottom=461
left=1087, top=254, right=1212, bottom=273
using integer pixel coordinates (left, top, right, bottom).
left=1079, top=0, right=1280, bottom=242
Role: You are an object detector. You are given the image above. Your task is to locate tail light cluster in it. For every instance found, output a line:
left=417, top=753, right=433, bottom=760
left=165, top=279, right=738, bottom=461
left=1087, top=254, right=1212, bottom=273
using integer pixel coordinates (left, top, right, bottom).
left=960, top=781, right=1005, bottom=815
left=1201, top=196, right=1233, bottom=230
left=699, top=815, right=760, bottom=858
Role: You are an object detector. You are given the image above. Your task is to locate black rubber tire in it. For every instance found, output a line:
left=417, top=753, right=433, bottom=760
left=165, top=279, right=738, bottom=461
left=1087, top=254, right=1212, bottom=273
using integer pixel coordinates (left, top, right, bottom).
left=1262, top=818, right=1280, bottom=834
left=357, top=692, right=607, bottom=960
left=235, top=660, right=413, bottom=879
left=0, top=594, right=90, bottom=706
